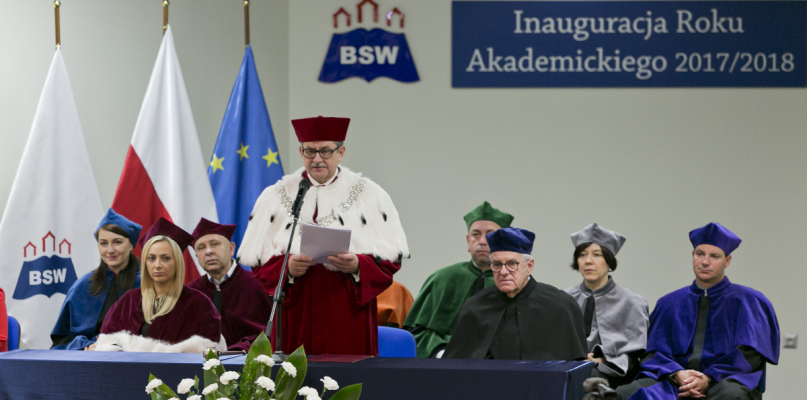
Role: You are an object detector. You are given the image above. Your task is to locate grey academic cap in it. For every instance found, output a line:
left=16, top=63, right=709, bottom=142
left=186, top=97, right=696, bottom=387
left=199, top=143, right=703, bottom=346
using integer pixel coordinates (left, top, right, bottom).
left=570, top=222, right=626, bottom=255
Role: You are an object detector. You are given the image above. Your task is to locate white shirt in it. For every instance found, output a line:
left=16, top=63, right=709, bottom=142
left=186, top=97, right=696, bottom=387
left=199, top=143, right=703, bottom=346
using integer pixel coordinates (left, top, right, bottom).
left=208, top=259, right=238, bottom=291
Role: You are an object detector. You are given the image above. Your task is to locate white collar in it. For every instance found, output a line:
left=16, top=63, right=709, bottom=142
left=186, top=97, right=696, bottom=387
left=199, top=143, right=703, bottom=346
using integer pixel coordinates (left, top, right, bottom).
left=208, top=259, right=238, bottom=290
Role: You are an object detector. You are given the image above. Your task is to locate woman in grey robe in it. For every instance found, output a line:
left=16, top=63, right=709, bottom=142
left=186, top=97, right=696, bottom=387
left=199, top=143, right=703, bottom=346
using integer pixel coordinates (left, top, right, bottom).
left=565, top=222, right=649, bottom=388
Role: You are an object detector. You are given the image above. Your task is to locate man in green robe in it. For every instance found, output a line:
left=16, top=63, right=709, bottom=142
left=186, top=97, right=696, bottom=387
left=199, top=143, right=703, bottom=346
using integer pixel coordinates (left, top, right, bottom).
left=403, top=201, right=513, bottom=358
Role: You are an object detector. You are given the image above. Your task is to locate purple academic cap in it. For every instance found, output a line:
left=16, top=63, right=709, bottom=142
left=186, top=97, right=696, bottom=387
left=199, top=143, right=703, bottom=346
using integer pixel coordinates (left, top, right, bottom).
left=138, top=217, right=193, bottom=250
left=487, top=227, right=535, bottom=255
left=191, top=218, right=236, bottom=247
left=689, top=222, right=742, bottom=255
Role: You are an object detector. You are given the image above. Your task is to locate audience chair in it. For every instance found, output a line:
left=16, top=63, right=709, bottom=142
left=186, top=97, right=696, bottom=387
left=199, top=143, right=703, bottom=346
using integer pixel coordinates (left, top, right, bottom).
left=377, top=326, right=416, bottom=358
left=7, top=316, right=20, bottom=351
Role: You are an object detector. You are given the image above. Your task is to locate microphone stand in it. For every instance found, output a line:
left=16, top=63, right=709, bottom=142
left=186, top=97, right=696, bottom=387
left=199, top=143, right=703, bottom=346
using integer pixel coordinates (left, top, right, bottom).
left=266, top=215, right=298, bottom=362
left=266, top=183, right=307, bottom=363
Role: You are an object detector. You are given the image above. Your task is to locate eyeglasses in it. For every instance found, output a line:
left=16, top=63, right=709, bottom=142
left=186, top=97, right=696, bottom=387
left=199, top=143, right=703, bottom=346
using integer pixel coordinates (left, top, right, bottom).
left=302, top=147, right=339, bottom=159
left=490, top=260, right=523, bottom=272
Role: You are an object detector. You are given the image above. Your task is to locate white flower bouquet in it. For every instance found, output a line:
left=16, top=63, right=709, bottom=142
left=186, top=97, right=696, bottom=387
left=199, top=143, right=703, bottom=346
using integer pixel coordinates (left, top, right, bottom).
left=145, top=332, right=362, bottom=400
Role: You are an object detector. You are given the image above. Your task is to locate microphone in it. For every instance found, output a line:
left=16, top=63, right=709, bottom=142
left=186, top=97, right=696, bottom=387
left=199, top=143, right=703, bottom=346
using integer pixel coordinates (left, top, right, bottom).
left=290, top=179, right=311, bottom=217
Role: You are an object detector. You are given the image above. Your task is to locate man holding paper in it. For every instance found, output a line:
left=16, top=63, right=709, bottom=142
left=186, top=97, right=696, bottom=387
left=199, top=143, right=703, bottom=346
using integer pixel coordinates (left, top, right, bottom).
left=238, top=116, right=409, bottom=356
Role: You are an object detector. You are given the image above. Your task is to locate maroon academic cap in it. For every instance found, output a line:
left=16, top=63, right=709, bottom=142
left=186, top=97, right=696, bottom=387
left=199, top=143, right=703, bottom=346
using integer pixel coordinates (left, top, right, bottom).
left=138, top=217, right=193, bottom=250
left=292, top=116, right=350, bottom=143
left=191, top=218, right=236, bottom=247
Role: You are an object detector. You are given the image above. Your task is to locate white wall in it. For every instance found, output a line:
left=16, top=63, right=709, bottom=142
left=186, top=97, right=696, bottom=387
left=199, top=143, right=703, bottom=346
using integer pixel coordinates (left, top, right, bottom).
left=0, top=0, right=802, bottom=397
left=288, top=0, right=804, bottom=397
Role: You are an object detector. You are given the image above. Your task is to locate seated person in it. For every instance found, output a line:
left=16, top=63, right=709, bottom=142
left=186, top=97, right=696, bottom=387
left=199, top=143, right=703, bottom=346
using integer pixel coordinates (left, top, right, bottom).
left=94, top=218, right=223, bottom=352
left=0, top=287, right=6, bottom=352
left=444, top=227, right=587, bottom=360
left=600, top=222, right=779, bottom=400
left=566, top=222, right=649, bottom=388
left=377, top=280, right=414, bottom=329
left=188, top=218, right=271, bottom=352
left=404, top=201, right=512, bottom=358
left=51, top=209, right=142, bottom=350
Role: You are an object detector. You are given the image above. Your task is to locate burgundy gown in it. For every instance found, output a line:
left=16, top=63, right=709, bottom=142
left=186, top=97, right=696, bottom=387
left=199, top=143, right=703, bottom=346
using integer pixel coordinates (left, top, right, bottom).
left=188, top=265, right=271, bottom=351
left=101, top=286, right=221, bottom=344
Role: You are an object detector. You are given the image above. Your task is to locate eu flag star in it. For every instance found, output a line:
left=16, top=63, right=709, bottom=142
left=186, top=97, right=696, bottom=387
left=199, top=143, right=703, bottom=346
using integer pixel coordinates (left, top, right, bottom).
left=262, top=148, right=279, bottom=167
left=237, top=143, right=249, bottom=161
left=210, top=154, right=225, bottom=173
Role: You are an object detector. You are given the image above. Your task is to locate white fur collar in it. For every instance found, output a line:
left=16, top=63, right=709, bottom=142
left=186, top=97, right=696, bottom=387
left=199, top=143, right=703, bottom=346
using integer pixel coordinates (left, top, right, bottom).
left=238, top=166, right=409, bottom=267
left=95, top=331, right=226, bottom=353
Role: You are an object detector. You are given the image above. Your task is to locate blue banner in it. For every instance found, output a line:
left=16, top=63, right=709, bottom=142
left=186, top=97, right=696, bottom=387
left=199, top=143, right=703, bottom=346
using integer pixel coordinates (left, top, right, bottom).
left=319, top=28, right=420, bottom=83
left=452, top=1, right=806, bottom=87
left=13, top=255, right=77, bottom=300
left=209, top=45, right=284, bottom=257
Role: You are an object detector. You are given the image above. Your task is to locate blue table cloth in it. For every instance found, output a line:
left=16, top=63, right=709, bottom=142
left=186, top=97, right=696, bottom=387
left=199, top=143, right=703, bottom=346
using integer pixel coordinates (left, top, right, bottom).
left=0, top=350, right=593, bottom=400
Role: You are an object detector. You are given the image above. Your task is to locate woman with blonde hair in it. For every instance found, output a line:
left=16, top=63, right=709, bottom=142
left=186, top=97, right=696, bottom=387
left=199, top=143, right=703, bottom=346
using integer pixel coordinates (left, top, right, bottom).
left=94, top=218, right=222, bottom=352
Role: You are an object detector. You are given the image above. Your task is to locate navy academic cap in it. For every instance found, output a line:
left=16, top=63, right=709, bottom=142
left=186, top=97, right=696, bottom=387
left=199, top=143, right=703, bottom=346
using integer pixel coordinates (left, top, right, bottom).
left=487, top=227, right=535, bottom=255
left=689, top=222, right=742, bottom=255
left=96, top=208, right=142, bottom=245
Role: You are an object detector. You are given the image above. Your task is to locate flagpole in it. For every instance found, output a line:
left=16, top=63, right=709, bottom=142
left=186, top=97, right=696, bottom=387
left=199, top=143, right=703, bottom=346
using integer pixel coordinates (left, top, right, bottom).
left=244, top=0, right=250, bottom=48
left=163, top=0, right=169, bottom=35
left=54, top=1, right=61, bottom=48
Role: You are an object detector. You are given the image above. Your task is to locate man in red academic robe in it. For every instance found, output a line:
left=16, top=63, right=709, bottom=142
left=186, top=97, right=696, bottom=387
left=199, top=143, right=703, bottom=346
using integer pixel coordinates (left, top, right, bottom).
left=188, top=218, right=272, bottom=352
left=237, top=116, right=409, bottom=356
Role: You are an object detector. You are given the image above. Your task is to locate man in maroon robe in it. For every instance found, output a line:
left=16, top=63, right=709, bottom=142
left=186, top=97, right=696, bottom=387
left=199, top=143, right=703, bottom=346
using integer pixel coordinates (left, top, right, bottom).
left=188, top=218, right=272, bottom=351
left=237, top=116, right=409, bottom=356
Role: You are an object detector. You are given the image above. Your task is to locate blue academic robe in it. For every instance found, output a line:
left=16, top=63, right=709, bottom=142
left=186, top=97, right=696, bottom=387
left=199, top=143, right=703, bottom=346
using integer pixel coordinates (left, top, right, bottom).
left=630, top=277, right=779, bottom=399
left=51, top=269, right=141, bottom=350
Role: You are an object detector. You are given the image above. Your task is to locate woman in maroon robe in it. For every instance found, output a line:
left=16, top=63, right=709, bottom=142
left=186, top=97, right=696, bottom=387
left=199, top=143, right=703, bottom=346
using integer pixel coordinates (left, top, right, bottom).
left=95, top=218, right=222, bottom=352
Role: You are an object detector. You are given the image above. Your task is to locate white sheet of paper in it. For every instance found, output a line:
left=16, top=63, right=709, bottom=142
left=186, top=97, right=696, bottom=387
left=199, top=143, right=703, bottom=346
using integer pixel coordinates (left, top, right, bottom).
left=300, top=223, right=352, bottom=264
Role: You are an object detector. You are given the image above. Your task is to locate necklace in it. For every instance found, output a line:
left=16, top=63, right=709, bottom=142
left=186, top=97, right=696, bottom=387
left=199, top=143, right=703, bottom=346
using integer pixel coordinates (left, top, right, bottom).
left=278, top=178, right=367, bottom=228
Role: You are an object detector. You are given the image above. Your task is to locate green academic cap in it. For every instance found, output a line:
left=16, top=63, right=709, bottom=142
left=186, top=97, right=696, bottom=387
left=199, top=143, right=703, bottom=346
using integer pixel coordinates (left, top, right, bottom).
left=463, top=201, right=514, bottom=231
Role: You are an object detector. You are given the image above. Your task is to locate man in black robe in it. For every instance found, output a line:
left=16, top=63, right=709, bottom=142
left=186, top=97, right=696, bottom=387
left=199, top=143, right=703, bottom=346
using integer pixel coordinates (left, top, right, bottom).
left=444, top=227, right=587, bottom=360
left=188, top=218, right=271, bottom=351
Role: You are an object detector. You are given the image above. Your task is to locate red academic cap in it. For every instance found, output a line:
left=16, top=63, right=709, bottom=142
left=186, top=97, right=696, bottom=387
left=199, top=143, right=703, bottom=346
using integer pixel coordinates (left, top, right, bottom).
left=191, top=218, right=236, bottom=247
left=138, top=217, right=193, bottom=250
left=292, top=116, right=350, bottom=142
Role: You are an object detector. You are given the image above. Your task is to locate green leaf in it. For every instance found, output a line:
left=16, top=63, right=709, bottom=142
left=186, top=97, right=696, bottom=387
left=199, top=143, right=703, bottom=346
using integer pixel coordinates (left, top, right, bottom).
left=242, top=332, right=273, bottom=399
left=203, top=351, right=221, bottom=389
left=273, top=346, right=308, bottom=400
left=328, top=384, right=363, bottom=400
left=246, top=332, right=273, bottom=365
left=146, top=373, right=179, bottom=400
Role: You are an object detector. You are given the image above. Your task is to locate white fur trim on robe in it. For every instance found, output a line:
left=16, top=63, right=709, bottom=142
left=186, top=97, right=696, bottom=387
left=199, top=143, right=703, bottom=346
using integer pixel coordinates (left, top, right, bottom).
left=95, top=331, right=227, bottom=353
left=237, top=166, right=409, bottom=267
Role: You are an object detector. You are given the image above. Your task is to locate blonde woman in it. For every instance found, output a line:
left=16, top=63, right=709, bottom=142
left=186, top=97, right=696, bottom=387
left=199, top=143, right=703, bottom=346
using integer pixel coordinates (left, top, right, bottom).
left=94, top=218, right=222, bottom=352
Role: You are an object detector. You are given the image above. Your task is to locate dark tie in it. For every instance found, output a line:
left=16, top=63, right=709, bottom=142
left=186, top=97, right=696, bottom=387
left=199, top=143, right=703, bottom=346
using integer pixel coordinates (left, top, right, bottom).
left=500, top=304, right=521, bottom=359
left=96, top=275, right=120, bottom=333
left=213, top=290, right=223, bottom=315
left=583, top=295, right=595, bottom=337
left=472, top=274, right=485, bottom=295
left=688, top=293, right=710, bottom=370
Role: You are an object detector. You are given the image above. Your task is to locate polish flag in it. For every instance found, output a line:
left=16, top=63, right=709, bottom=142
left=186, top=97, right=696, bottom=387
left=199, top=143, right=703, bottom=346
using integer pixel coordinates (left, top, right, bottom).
left=111, top=25, right=216, bottom=282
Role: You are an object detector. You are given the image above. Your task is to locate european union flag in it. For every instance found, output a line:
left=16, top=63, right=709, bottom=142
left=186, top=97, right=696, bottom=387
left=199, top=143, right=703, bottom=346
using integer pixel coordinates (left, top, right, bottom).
left=209, top=45, right=283, bottom=255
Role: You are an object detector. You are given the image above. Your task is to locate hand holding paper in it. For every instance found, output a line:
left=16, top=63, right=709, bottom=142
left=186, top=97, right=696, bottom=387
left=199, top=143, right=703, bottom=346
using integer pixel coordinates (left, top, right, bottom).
left=327, top=253, right=359, bottom=274
left=300, top=223, right=352, bottom=265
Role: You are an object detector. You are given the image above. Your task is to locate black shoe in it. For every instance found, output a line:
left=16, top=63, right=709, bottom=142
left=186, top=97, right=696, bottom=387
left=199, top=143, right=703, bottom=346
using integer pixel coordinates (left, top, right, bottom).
left=583, top=377, right=617, bottom=400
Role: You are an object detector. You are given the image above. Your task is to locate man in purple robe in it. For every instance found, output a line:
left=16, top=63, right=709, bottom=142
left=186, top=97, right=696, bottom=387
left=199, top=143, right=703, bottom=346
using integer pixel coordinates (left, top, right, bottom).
left=597, top=222, right=779, bottom=400
left=188, top=218, right=271, bottom=351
